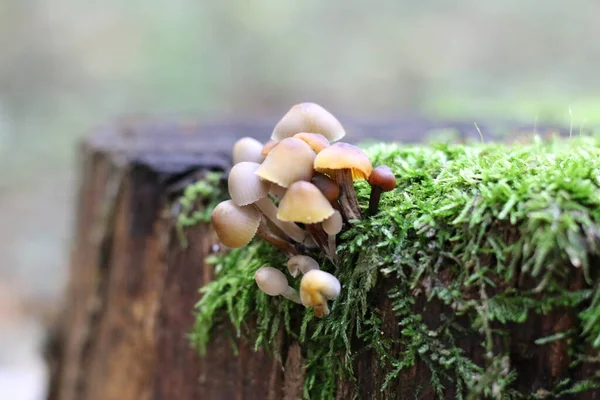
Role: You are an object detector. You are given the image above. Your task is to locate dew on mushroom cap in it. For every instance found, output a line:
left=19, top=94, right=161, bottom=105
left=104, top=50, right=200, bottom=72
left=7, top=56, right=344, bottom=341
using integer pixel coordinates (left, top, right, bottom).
left=211, top=200, right=260, bottom=248
left=287, top=255, right=320, bottom=278
left=300, top=269, right=341, bottom=318
left=314, top=142, right=373, bottom=220
left=255, top=137, right=316, bottom=188
left=255, top=266, right=301, bottom=303
left=233, top=137, right=263, bottom=164
left=272, top=102, right=345, bottom=142
left=277, top=181, right=335, bottom=224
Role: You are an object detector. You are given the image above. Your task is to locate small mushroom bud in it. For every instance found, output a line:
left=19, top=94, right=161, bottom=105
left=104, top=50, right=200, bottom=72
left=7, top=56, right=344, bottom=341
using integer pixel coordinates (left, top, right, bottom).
left=311, top=173, right=340, bottom=203
left=229, top=161, right=312, bottom=245
left=300, top=270, right=341, bottom=318
left=367, top=165, right=396, bottom=215
left=314, top=143, right=372, bottom=221
left=233, top=137, right=263, bottom=164
left=293, top=132, right=330, bottom=153
left=255, top=267, right=301, bottom=304
left=322, top=210, right=343, bottom=259
left=211, top=200, right=260, bottom=248
left=287, top=255, right=319, bottom=278
left=272, top=103, right=346, bottom=142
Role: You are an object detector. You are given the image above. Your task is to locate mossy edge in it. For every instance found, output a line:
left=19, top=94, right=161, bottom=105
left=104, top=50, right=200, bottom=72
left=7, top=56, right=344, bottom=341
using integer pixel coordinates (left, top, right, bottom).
left=182, top=136, right=600, bottom=399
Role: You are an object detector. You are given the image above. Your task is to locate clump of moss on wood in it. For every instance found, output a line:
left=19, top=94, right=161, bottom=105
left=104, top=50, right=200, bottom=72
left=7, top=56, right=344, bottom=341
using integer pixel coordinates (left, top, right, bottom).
left=186, top=136, right=600, bottom=399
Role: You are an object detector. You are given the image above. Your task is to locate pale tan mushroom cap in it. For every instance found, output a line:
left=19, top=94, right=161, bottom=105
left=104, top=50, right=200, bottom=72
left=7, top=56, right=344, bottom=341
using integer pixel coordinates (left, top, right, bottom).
left=287, top=255, right=319, bottom=278
left=277, top=181, right=334, bottom=223
left=322, top=210, right=343, bottom=236
left=233, top=137, right=263, bottom=164
left=272, top=103, right=345, bottom=142
left=254, top=266, right=288, bottom=296
left=300, top=270, right=341, bottom=307
left=293, top=132, right=330, bottom=153
left=261, top=140, right=280, bottom=161
left=228, top=162, right=271, bottom=206
left=314, top=142, right=373, bottom=180
left=255, top=137, right=316, bottom=188
left=211, top=200, right=260, bottom=248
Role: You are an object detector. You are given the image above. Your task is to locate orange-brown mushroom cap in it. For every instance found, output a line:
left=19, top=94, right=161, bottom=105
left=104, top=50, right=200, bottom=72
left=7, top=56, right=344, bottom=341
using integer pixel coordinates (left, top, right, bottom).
left=293, top=132, right=330, bottom=153
left=314, top=142, right=373, bottom=180
left=368, top=165, right=396, bottom=192
left=255, top=137, right=316, bottom=188
left=311, top=173, right=340, bottom=202
left=277, top=181, right=335, bottom=223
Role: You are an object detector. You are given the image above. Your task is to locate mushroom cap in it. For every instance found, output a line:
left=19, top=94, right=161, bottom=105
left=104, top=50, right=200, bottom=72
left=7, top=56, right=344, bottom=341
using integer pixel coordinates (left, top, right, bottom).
left=255, top=137, right=316, bottom=188
left=300, top=269, right=341, bottom=306
left=260, top=139, right=280, bottom=161
left=272, top=103, right=345, bottom=142
left=228, top=162, right=271, bottom=206
left=233, top=137, right=263, bottom=164
left=311, top=173, right=340, bottom=202
left=322, top=210, right=343, bottom=236
left=287, top=255, right=319, bottom=278
left=293, top=132, right=330, bottom=153
left=277, top=181, right=335, bottom=223
left=254, top=266, right=288, bottom=296
left=314, top=142, right=373, bottom=180
left=211, top=200, right=260, bottom=248
left=368, top=165, right=397, bottom=192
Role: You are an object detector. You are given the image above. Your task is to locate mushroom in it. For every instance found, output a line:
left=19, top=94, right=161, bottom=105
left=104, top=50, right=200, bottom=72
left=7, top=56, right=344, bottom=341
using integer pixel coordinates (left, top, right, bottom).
left=300, top=269, right=341, bottom=317
left=367, top=165, right=397, bottom=215
left=278, top=181, right=335, bottom=224
left=260, top=139, right=280, bottom=161
left=313, top=142, right=373, bottom=221
left=228, top=161, right=312, bottom=245
left=272, top=103, right=345, bottom=142
left=269, top=184, right=287, bottom=201
left=278, top=181, right=335, bottom=256
left=255, top=137, right=316, bottom=188
left=211, top=200, right=296, bottom=254
left=322, top=210, right=343, bottom=258
left=211, top=200, right=260, bottom=248
left=293, top=132, right=330, bottom=153
left=255, top=267, right=301, bottom=304
left=287, top=255, right=319, bottom=278
left=233, top=137, right=263, bottom=164
left=311, top=173, right=340, bottom=203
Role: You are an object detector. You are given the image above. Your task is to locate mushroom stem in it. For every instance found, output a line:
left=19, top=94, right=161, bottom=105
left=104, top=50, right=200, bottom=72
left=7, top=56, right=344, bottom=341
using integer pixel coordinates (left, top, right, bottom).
left=313, top=303, right=330, bottom=318
left=281, top=287, right=302, bottom=304
left=257, top=219, right=297, bottom=256
left=368, top=186, right=383, bottom=215
left=334, top=170, right=361, bottom=220
left=255, top=197, right=315, bottom=247
left=327, top=235, right=337, bottom=260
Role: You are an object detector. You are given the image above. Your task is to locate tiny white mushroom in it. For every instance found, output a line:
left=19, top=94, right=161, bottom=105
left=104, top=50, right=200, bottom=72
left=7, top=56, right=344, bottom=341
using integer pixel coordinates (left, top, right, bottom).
left=255, top=267, right=301, bottom=304
left=322, top=210, right=343, bottom=259
left=287, top=255, right=319, bottom=278
left=300, top=270, right=341, bottom=318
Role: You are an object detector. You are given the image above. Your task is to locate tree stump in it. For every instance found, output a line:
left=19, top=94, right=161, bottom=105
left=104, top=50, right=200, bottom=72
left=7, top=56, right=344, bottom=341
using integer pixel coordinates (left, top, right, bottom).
left=48, top=117, right=589, bottom=400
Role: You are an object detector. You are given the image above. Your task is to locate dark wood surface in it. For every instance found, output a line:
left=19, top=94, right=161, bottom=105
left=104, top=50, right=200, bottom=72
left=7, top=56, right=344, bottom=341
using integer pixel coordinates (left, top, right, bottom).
left=48, top=116, right=586, bottom=400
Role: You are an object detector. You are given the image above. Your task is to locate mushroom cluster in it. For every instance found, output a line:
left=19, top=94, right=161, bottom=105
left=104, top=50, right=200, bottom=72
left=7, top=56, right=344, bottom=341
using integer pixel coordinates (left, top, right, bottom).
left=211, top=102, right=396, bottom=318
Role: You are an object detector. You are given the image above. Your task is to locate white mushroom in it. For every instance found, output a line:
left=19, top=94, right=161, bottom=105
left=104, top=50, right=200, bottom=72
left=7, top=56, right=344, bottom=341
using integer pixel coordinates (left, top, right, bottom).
left=255, top=267, right=301, bottom=304
left=300, top=270, right=341, bottom=318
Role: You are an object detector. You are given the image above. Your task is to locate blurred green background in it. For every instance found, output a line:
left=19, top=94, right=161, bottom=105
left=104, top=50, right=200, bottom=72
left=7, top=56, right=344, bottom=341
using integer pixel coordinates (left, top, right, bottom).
left=1, top=1, right=600, bottom=398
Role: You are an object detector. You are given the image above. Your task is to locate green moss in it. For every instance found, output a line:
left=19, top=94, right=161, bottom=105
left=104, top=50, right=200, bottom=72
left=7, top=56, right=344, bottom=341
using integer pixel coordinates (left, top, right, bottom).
left=184, top=136, right=600, bottom=399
